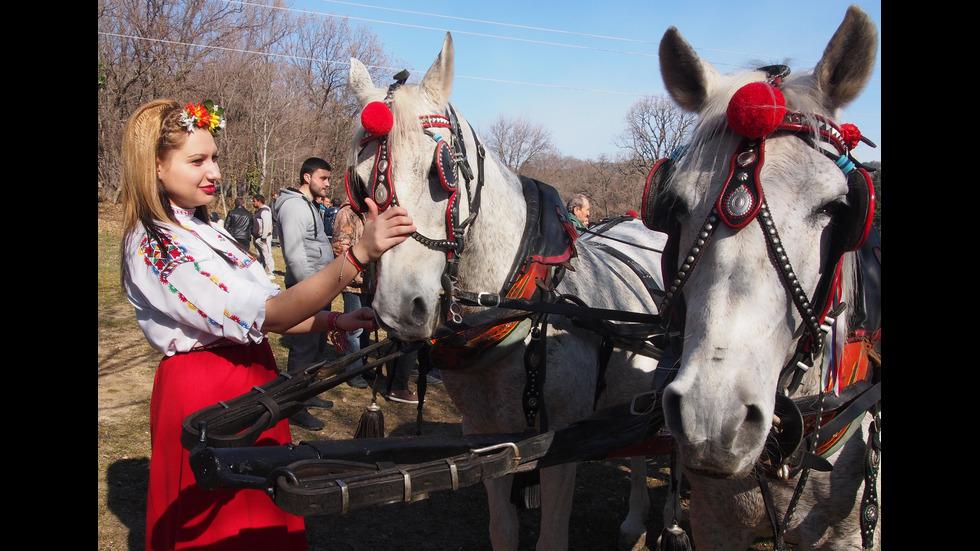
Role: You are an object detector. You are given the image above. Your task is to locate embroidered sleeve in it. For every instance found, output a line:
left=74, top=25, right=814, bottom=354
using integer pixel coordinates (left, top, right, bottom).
left=127, top=230, right=274, bottom=345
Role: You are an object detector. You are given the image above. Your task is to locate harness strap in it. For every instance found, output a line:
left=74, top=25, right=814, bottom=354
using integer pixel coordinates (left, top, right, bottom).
left=756, top=465, right=786, bottom=551
left=860, top=405, right=881, bottom=549
left=594, top=336, right=613, bottom=410
left=522, top=321, right=548, bottom=430
left=588, top=241, right=665, bottom=304
left=453, top=291, right=663, bottom=327
left=187, top=390, right=669, bottom=516
left=180, top=339, right=415, bottom=450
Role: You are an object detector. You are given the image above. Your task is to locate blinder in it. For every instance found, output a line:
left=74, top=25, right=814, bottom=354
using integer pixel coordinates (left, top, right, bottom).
left=345, top=102, right=467, bottom=216
left=344, top=165, right=370, bottom=214
left=838, top=166, right=874, bottom=254
left=345, top=138, right=396, bottom=215
left=641, top=157, right=684, bottom=324
left=431, top=138, right=458, bottom=192
left=640, top=157, right=677, bottom=236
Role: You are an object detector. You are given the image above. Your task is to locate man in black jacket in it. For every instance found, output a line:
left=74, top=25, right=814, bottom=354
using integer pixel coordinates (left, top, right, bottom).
left=223, top=197, right=253, bottom=248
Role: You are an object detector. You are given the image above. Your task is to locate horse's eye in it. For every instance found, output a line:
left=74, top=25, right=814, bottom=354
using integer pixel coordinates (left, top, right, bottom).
left=819, top=199, right=847, bottom=219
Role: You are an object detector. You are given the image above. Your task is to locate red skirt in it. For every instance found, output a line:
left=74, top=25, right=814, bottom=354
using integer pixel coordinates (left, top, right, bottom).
left=146, top=340, right=307, bottom=551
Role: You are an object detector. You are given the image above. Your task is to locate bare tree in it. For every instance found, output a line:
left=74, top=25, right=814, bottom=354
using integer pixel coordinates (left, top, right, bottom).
left=614, top=95, right=696, bottom=179
left=98, top=0, right=270, bottom=201
left=97, top=0, right=390, bottom=206
left=483, top=114, right=557, bottom=173
left=275, top=14, right=393, bottom=202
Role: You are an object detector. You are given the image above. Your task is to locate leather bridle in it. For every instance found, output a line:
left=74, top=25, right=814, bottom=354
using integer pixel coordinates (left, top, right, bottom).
left=641, top=66, right=879, bottom=550
left=345, top=71, right=487, bottom=323
left=642, top=67, right=875, bottom=396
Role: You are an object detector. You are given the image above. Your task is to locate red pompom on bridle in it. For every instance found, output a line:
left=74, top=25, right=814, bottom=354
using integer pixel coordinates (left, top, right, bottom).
left=839, top=123, right=862, bottom=151
left=361, top=101, right=394, bottom=136
left=726, top=82, right=787, bottom=139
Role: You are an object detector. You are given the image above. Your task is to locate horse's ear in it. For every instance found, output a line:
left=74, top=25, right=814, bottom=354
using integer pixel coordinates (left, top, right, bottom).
left=659, top=26, right=719, bottom=113
left=348, top=57, right=377, bottom=106
left=814, top=5, right=877, bottom=110
left=420, top=32, right=454, bottom=107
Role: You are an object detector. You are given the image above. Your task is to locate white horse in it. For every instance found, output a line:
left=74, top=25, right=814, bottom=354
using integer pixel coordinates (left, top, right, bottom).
left=647, top=5, right=880, bottom=550
left=347, top=34, right=667, bottom=551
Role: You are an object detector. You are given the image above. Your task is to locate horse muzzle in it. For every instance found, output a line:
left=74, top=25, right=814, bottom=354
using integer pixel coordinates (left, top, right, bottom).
left=663, top=378, right=773, bottom=476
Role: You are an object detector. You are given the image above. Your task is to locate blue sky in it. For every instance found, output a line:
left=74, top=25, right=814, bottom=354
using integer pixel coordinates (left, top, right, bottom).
left=290, top=0, right=882, bottom=164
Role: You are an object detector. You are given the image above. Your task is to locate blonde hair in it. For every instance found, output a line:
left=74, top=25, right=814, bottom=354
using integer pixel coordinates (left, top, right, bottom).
left=120, top=99, right=212, bottom=283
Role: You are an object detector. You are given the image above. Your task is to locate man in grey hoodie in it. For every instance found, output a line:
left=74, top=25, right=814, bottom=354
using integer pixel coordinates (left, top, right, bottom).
left=273, top=157, right=336, bottom=430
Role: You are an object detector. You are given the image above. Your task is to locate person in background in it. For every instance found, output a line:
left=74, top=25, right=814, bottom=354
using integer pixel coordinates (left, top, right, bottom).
left=323, top=198, right=341, bottom=239
left=331, top=202, right=372, bottom=389
left=223, top=196, right=253, bottom=248
left=119, top=98, right=415, bottom=551
left=566, top=193, right=591, bottom=234
left=273, top=157, right=339, bottom=431
left=252, top=194, right=275, bottom=280
left=270, top=190, right=281, bottom=247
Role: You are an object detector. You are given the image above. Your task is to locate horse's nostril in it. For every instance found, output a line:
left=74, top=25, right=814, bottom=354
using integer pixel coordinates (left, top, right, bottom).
left=411, top=296, right=429, bottom=325
left=744, top=403, right=765, bottom=426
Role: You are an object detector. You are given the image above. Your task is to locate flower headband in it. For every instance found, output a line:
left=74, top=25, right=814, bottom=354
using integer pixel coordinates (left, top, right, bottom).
left=178, top=100, right=226, bottom=136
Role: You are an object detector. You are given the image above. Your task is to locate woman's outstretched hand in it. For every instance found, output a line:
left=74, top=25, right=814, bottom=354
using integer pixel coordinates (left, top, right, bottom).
left=337, top=307, right=378, bottom=333
left=352, top=198, right=415, bottom=263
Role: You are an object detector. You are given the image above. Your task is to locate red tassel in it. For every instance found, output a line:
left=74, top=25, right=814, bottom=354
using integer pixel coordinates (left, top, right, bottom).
left=361, top=101, right=393, bottom=136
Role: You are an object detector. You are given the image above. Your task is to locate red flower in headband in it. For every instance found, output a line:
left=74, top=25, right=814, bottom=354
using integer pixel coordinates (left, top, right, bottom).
left=179, top=100, right=226, bottom=135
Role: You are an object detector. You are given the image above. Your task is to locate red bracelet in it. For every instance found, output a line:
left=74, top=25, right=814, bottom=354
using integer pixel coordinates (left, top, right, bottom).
left=346, top=248, right=368, bottom=273
left=325, top=311, right=350, bottom=353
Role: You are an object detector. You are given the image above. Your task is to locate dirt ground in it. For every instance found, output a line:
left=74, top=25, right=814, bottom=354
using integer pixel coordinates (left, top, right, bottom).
left=97, top=202, right=684, bottom=551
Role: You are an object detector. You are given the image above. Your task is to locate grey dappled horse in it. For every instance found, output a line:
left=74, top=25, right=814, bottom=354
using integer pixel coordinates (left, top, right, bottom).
left=649, top=5, right=880, bottom=549
left=347, top=34, right=668, bottom=551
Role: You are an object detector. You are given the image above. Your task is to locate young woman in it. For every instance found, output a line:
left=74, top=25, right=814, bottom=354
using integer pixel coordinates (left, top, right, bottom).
left=119, top=99, right=415, bottom=550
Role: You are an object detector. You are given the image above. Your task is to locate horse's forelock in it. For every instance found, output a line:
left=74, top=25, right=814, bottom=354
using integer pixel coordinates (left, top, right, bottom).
left=679, top=71, right=764, bottom=173
left=676, top=64, right=845, bottom=196
left=390, top=85, right=434, bottom=149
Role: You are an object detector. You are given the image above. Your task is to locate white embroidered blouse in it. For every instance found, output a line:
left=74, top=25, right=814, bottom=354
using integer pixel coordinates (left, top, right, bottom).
left=123, top=205, right=281, bottom=356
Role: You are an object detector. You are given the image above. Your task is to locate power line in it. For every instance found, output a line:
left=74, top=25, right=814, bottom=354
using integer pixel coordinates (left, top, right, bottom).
left=225, top=0, right=659, bottom=58
left=310, top=0, right=825, bottom=64
left=98, top=31, right=655, bottom=98
left=315, top=0, right=659, bottom=45
left=99, top=4, right=879, bottom=111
